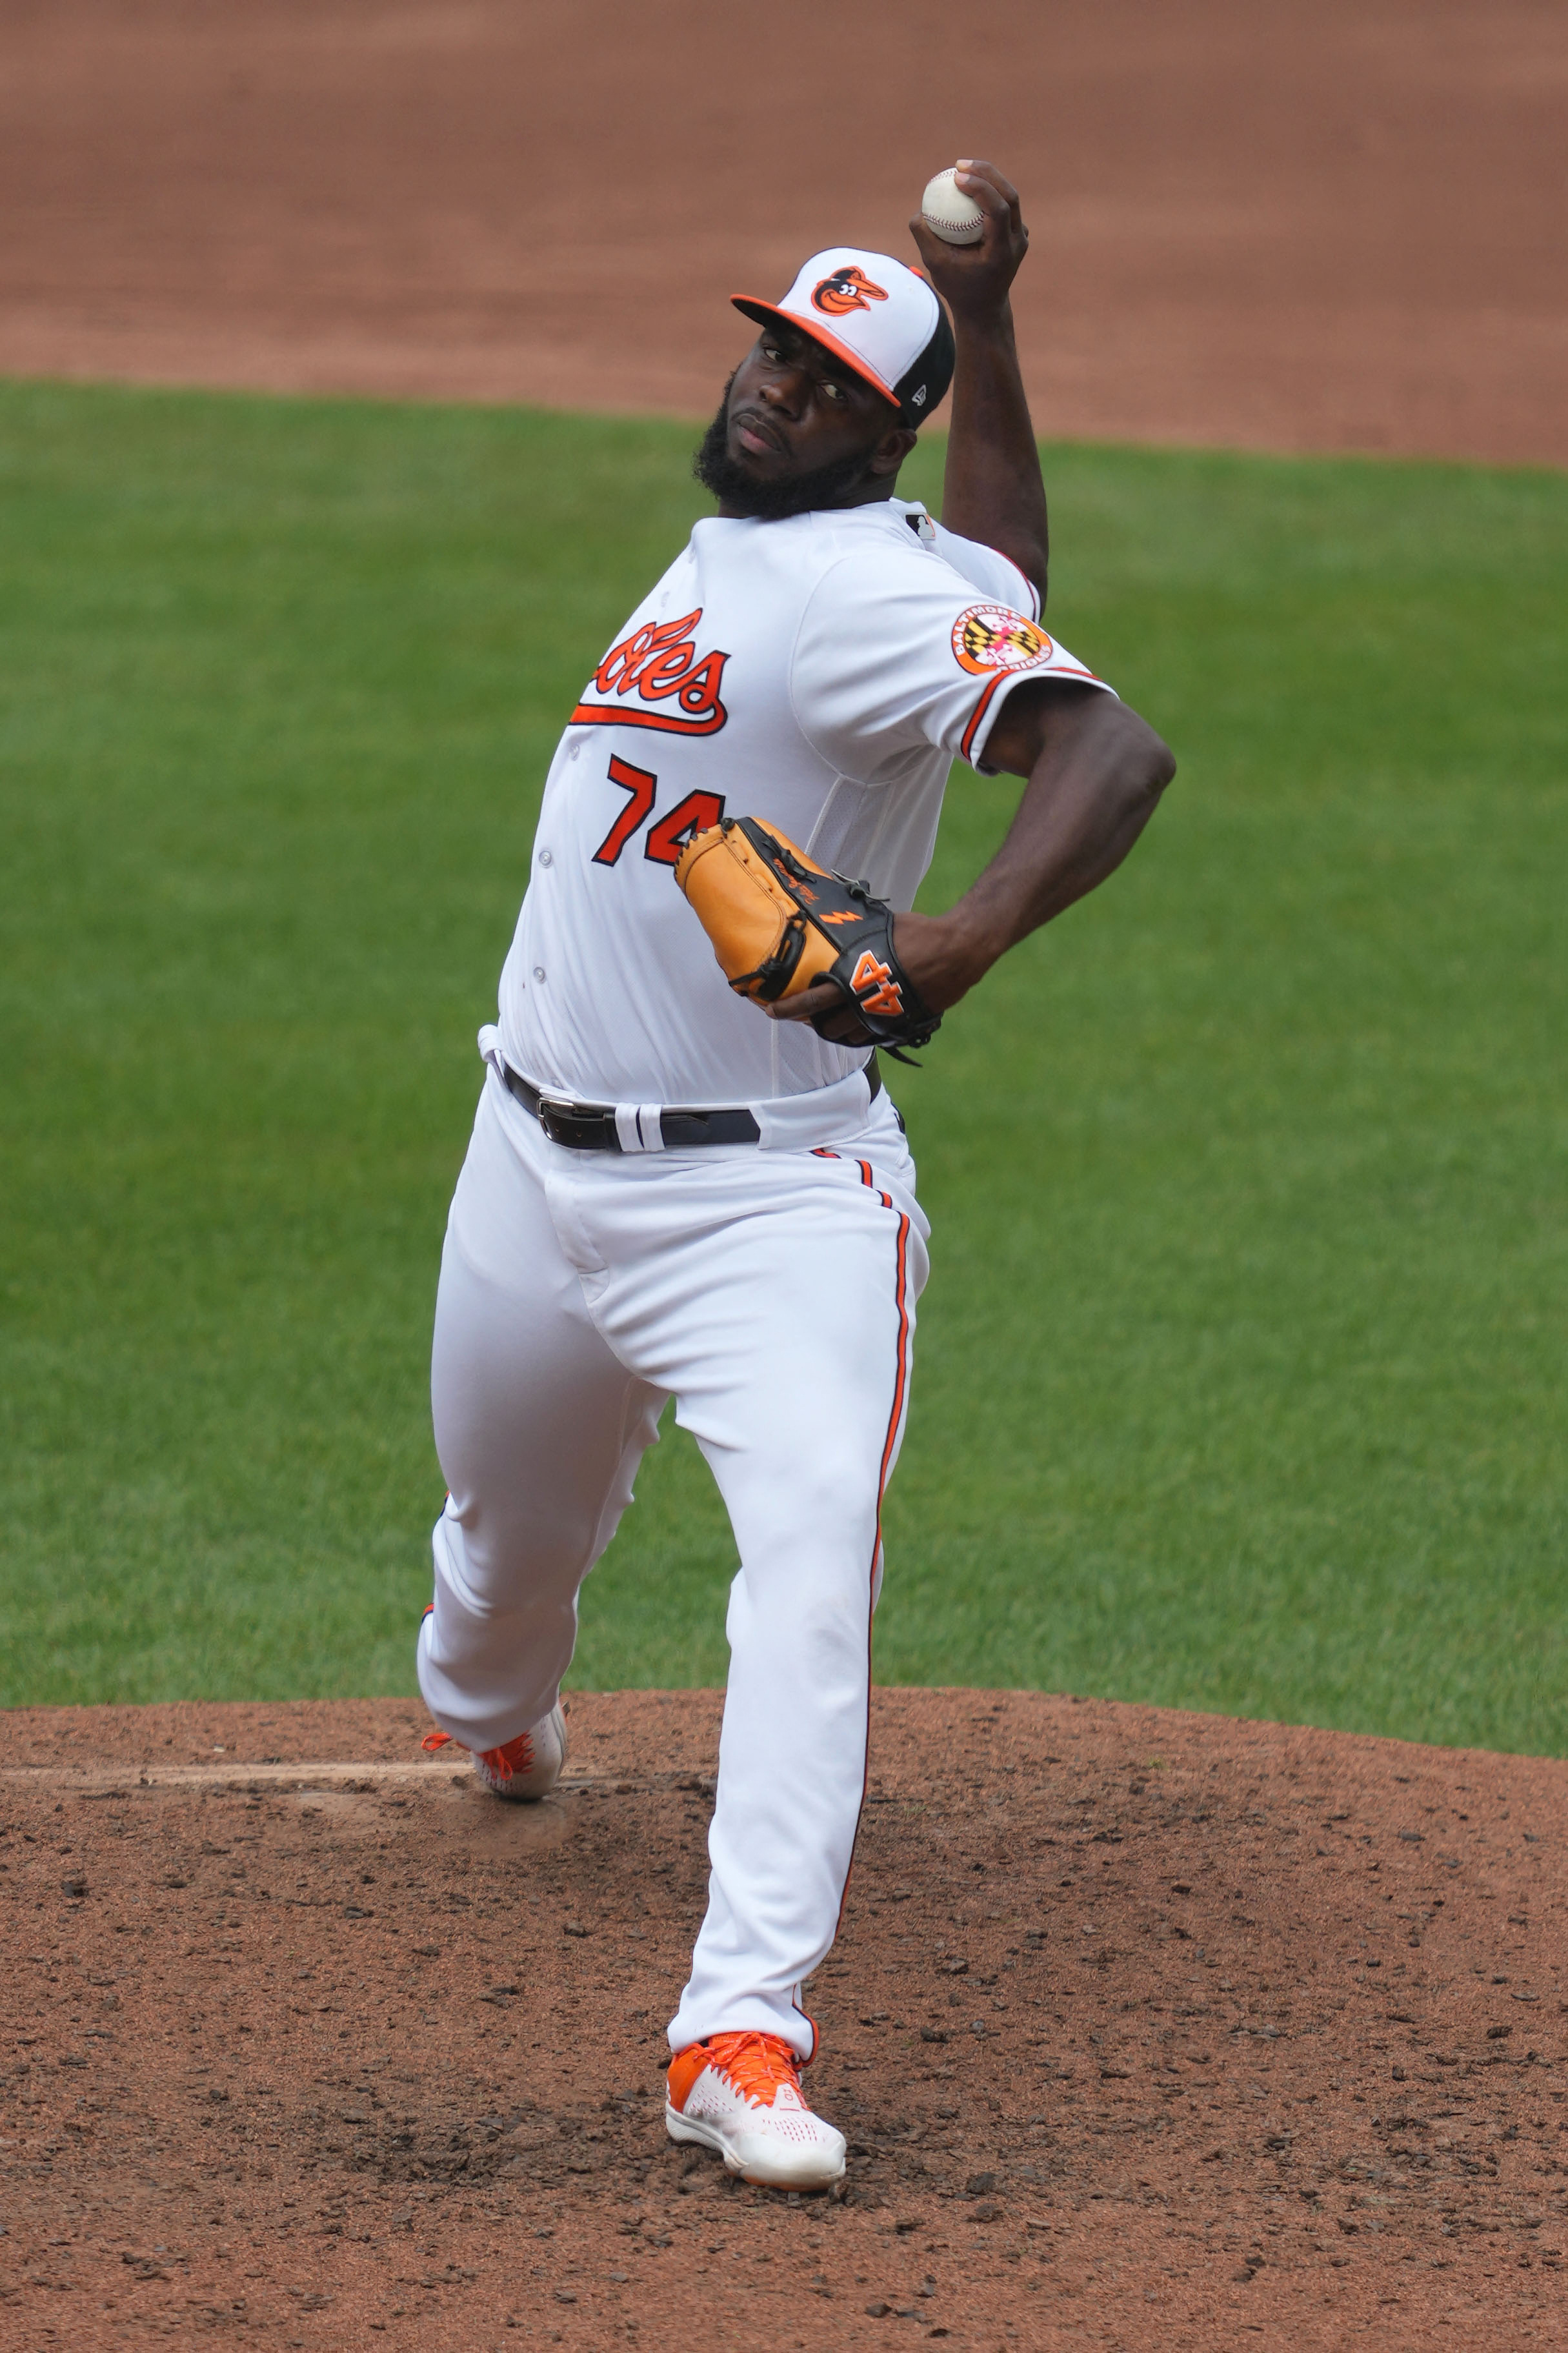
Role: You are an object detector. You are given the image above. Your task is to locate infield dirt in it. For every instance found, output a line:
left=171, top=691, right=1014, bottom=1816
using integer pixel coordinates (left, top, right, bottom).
left=1, top=0, right=1565, bottom=465
left=2, top=1691, right=1563, bottom=2349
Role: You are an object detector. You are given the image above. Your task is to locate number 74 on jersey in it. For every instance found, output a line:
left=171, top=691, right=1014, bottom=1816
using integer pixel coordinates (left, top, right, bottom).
left=589, top=755, right=725, bottom=869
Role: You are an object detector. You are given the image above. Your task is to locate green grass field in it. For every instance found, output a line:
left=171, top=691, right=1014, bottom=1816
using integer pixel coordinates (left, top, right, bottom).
left=1, top=380, right=1563, bottom=1750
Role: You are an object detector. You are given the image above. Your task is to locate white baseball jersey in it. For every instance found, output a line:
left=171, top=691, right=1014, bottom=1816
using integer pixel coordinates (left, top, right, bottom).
left=497, top=496, right=1114, bottom=1108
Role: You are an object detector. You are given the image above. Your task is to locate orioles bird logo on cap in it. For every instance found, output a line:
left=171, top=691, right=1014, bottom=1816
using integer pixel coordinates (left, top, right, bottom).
left=811, top=266, right=889, bottom=318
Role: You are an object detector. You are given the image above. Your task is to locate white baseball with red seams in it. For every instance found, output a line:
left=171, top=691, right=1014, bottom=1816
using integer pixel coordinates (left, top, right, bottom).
left=921, top=166, right=987, bottom=247
left=417, top=464, right=1115, bottom=2070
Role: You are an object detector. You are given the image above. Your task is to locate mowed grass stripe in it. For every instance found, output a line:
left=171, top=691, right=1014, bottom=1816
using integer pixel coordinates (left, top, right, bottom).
left=0, top=382, right=1562, bottom=1750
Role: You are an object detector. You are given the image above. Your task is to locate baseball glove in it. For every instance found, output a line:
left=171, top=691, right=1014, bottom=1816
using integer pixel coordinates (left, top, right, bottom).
left=674, top=816, right=940, bottom=1058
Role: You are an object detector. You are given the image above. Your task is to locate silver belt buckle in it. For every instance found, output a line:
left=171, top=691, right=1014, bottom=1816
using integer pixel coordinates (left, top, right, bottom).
left=535, top=1096, right=577, bottom=1145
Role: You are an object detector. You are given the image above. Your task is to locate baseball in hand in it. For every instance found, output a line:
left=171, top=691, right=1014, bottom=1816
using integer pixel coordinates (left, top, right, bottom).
left=920, top=166, right=985, bottom=247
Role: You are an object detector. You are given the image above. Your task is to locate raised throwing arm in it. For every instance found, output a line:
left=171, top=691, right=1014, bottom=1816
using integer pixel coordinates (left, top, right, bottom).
left=774, top=163, right=1172, bottom=1047
left=910, top=161, right=1049, bottom=606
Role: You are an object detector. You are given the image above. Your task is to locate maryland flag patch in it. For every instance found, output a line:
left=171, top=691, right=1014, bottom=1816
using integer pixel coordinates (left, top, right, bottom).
left=951, top=603, right=1054, bottom=675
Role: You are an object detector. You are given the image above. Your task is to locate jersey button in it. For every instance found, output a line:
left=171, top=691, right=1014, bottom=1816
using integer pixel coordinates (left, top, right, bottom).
left=532, top=965, right=547, bottom=982
left=538, top=849, right=553, bottom=866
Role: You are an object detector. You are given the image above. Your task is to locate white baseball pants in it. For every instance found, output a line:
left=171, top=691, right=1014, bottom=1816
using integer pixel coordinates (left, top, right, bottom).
left=417, top=1055, right=928, bottom=2059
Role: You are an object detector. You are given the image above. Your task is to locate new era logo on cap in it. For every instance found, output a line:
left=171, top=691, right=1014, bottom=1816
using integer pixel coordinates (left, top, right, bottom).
left=732, top=248, right=955, bottom=425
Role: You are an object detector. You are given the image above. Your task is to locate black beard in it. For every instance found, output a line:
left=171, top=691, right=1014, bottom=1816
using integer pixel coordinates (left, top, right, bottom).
left=691, top=382, right=885, bottom=520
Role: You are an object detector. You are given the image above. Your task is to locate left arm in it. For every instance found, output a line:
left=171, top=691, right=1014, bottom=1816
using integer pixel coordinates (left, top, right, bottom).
left=769, top=681, right=1175, bottom=1037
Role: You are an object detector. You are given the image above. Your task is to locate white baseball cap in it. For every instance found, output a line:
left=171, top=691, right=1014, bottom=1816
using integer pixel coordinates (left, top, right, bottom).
left=732, top=248, right=955, bottom=424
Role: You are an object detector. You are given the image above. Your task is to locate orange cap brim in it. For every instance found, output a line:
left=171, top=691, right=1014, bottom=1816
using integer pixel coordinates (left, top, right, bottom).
left=731, top=296, right=902, bottom=409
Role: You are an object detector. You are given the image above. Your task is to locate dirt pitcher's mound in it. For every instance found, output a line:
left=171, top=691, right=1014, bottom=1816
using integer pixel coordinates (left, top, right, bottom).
left=1, top=1692, right=1563, bottom=2349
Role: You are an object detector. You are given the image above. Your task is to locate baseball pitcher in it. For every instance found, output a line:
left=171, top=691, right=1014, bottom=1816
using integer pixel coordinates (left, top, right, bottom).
left=417, top=163, right=1174, bottom=2189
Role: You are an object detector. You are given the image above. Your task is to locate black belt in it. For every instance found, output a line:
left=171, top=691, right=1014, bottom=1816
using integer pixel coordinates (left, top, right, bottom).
left=502, top=1058, right=880, bottom=1152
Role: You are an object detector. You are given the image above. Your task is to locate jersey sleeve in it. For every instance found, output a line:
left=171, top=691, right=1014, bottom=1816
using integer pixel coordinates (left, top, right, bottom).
left=790, top=545, right=1114, bottom=783
left=924, top=519, right=1042, bottom=622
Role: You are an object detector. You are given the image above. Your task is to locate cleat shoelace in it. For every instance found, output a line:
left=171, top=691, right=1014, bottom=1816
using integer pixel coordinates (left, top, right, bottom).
left=703, top=2030, right=806, bottom=2111
left=420, top=1728, right=534, bottom=1782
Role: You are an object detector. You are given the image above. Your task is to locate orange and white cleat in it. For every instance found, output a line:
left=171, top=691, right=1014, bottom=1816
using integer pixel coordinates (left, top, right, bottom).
left=666, top=2030, right=847, bottom=2190
left=420, top=1704, right=567, bottom=1803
